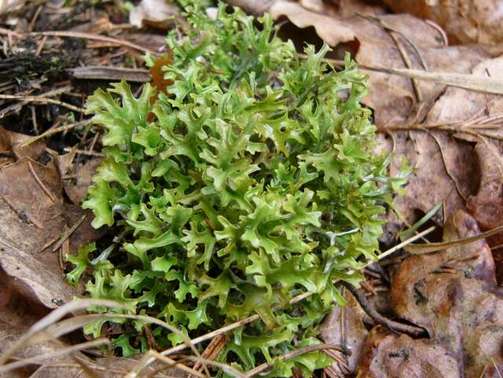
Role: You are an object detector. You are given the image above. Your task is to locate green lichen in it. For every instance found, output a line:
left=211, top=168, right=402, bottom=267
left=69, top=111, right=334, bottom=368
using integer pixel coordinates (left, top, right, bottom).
left=68, top=2, right=402, bottom=376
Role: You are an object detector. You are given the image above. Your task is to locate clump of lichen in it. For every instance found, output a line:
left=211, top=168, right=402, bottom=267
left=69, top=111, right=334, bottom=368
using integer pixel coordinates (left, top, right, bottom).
left=67, top=2, right=400, bottom=376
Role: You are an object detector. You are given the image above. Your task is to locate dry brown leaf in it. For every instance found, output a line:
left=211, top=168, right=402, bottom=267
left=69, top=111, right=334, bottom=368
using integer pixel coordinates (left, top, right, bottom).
left=387, top=211, right=503, bottom=377
left=0, top=128, right=45, bottom=163
left=0, top=158, right=75, bottom=308
left=357, top=326, right=460, bottom=378
left=270, top=1, right=357, bottom=47
left=466, top=140, right=503, bottom=283
left=382, top=0, right=503, bottom=44
left=0, top=284, right=69, bottom=378
left=380, top=131, right=478, bottom=227
left=129, top=0, right=179, bottom=29
left=57, top=154, right=102, bottom=206
left=426, top=55, right=503, bottom=125
left=318, top=0, right=386, bottom=18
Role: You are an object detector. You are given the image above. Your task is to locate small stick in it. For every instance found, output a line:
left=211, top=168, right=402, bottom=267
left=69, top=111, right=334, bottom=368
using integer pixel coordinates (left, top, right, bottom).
left=193, top=334, right=227, bottom=372
left=51, top=214, right=87, bottom=253
left=31, top=30, right=157, bottom=55
left=0, top=94, right=83, bottom=113
left=28, top=161, right=57, bottom=203
left=245, top=344, right=346, bottom=377
left=63, top=147, right=103, bottom=157
left=20, top=120, right=90, bottom=147
left=341, top=282, right=426, bottom=337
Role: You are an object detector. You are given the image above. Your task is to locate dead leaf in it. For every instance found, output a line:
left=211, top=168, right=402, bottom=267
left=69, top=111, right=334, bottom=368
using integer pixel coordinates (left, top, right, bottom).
left=357, top=326, right=460, bottom=378
left=388, top=211, right=503, bottom=377
left=63, top=204, right=104, bottom=253
left=0, top=158, right=75, bottom=308
left=313, top=0, right=386, bottom=18
left=57, top=155, right=102, bottom=205
left=0, top=282, right=67, bottom=378
left=466, top=140, right=503, bottom=283
left=0, top=128, right=46, bottom=162
left=129, top=0, right=179, bottom=29
left=382, top=0, right=503, bottom=44
left=270, top=1, right=357, bottom=47
left=380, top=131, right=478, bottom=227
left=426, top=55, right=503, bottom=125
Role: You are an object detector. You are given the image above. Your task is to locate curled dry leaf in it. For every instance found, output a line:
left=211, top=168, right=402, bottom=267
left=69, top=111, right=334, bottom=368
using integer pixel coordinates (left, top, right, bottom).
left=57, top=153, right=102, bottom=206
left=379, top=131, right=478, bottom=227
left=270, top=1, right=357, bottom=46
left=0, top=157, right=75, bottom=308
left=386, top=211, right=503, bottom=377
left=129, top=0, right=179, bottom=29
left=0, top=285, right=68, bottom=378
left=382, top=0, right=503, bottom=44
left=357, top=326, right=460, bottom=377
left=0, top=128, right=46, bottom=163
left=467, top=140, right=503, bottom=282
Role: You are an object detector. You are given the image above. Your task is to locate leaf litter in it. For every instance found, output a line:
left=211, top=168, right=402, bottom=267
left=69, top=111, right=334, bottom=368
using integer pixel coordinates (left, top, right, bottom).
left=1, top=0, right=503, bottom=377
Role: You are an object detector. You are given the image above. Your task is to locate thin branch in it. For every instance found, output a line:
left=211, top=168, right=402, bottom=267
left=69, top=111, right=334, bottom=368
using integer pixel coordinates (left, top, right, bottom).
left=0, top=94, right=84, bottom=113
left=407, top=224, right=503, bottom=254
left=70, top=66, right=151, bottom=82
left=20, top=120, right=91, bottom=147
left=31, top=31, right=157, bottom=55
left=245, top=344, right=346, bottom=377
left=28, top=160, right=57, bottom=203
left=51, top=214, right=87, bottom=253
left=131, top=350, right=205, bottom=378
left=341, top=282, right=426, bottom=337
left=323, top=57, right=503, bottom=95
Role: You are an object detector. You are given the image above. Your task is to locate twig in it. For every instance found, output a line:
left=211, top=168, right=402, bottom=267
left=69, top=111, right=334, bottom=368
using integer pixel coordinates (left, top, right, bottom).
left=193, top=334, right=227, bottom=372
left=0, top=27, right=21, bottom=37
left=28, top=161, right=57, bottom=203
left=0, top=94, right=84, bottom=113
left=20, top=120, right=90, bottom=147
left=51, top=214, right=87, bottom=253
left=28, top=5, right=43, bottom=32
left=183, top=355, right=247, bottom=378
left=63, top=147, right=103, bottom=157
left=341, top=282, right=426, bottom=337
left=245, top=344, right=346, bottom=377
left=370, top=226, right=435, bottom=262
left=70, top=66, right=150, bottom=82
left=30, top=31, right=157, bottom=55
left=322, top=57, right=503, bottom=95
left=131, top=350, right=205, bottom=378
left=408, top=223, right=503, bottom=254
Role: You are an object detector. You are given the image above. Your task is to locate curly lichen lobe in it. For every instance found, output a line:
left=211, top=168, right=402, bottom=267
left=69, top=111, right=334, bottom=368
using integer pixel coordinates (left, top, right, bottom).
left=70, top=3, right=397, bottom=375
